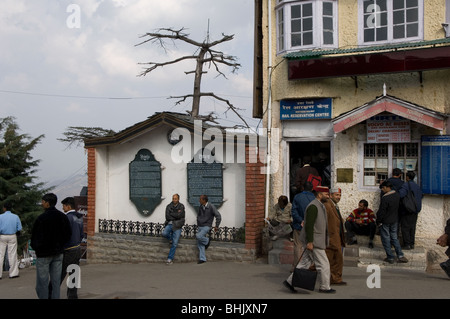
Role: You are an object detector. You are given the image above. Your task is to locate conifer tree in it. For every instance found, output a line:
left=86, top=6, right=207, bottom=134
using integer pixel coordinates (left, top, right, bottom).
left=0, top=117, right=50, bottom=253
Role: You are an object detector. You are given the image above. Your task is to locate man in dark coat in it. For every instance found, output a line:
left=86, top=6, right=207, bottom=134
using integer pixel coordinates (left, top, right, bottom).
left=377, top=181, right=408, bottom=264
left=437, top=218, right=450, bottom=278
left=31, top=193, right=72, bottom=299
left=398, top=171, right=423, bottom=250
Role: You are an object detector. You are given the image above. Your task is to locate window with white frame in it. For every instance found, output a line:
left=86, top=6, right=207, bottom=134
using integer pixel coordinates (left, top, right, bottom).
left=276, top=0, right=338, bottom=54
left=361, top=142, right=420, bottom=187
left=359, top=0, right=423, bottom=45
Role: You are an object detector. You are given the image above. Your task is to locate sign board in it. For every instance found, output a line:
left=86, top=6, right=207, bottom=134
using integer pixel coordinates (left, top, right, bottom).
left=129, top=149, right=162, bottom=216
left=421, top=135, right=450, bottom=195
left=187, top=149, right=223, bottom=211
left=280, top=98, right=332, bottom=120
left=367, top=115, right=411, bottom=143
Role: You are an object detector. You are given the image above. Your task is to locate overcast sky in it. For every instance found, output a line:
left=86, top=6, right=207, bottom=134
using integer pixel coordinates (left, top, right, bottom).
left=0, top=0, right=257, bottom=188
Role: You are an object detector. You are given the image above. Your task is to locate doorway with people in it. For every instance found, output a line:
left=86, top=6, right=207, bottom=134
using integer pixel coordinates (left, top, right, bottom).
left=289, top=141, right=331, bottom=202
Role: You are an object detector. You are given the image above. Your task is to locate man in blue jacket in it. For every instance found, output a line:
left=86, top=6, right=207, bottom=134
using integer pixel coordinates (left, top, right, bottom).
left=290, top=182, right=315, bottom=271
left=196, top=195, right=221, bottom=264
left=398, top=171, right=422, bottom=250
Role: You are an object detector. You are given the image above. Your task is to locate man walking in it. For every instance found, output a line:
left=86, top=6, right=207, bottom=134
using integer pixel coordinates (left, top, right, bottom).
left=283, top=186, right=335, bottom=294
left=162, top=194, right=185, bottom=265
left=324, top=188, right=346, bottom=285
left=0, top=202, right=22, bottom=279
left=290, top=182, right=315, bottom=271
left=196, top=195, right=221, bottom=264
left=31, top=193, right=72, bottom=299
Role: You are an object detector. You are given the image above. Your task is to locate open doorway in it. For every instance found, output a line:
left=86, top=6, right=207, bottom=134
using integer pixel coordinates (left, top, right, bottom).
left=289, top=141, right=331, bottom=201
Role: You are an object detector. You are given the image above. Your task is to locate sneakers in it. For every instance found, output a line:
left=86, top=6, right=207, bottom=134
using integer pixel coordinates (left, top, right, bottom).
left=166, top=259, right=173, bottom=265
left=397, top=256, right=408, bottom=263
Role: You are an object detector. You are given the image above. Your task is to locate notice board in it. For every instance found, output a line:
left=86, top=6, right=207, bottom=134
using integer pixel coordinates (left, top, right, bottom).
left=421, top=135, right=450, bottom=195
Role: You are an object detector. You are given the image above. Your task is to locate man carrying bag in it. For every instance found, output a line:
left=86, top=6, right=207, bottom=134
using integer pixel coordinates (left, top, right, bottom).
left=283, top=186, right=336, bottom=294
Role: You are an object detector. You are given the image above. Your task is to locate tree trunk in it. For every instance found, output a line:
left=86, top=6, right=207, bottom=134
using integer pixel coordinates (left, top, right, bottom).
left=191, top=48, right=207, bottom=117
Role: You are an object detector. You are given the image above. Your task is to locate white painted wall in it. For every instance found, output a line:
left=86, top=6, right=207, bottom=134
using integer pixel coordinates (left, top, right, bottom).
left=94, top=124, right=246, bottom=232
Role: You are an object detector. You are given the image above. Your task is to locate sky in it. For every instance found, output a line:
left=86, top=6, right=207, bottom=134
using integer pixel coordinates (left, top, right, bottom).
left=0, top=0, right=258, bottom=191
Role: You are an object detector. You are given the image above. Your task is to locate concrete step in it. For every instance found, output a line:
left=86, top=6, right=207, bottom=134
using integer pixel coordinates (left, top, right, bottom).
left=268, top=238, right=294, bottom=265
left=344, top=235, right=427, bottom=271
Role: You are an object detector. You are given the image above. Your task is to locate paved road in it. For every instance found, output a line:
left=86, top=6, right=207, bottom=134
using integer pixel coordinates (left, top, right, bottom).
left=1, top=260, right=449, bottom=300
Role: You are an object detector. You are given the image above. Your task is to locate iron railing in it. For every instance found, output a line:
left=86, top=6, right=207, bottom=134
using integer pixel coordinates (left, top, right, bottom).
left=98, top=219, right=245, bottom=243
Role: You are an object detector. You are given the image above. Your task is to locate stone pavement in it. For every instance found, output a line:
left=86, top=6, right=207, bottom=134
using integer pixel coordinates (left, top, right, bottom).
left=0, top=259, right=449, bottom=300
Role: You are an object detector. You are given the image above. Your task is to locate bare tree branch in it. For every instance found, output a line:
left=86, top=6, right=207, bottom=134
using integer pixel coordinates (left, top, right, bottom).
left=136, top=26, right=242, bottom=120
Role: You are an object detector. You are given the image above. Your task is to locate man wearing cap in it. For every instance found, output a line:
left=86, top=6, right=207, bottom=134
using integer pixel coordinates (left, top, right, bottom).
left=283, top=185, right=335, bottom=294
left=324, top=188, right=346, bottom=285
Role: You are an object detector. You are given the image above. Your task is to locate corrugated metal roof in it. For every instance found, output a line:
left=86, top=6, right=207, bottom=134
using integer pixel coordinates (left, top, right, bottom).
left=284, top=38, right=450, bottom=60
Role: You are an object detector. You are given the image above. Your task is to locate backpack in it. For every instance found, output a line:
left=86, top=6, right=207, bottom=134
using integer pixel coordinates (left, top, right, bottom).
left=401, top=181, right=417, bottom=214
left=307, top=173, right=322, bottom=189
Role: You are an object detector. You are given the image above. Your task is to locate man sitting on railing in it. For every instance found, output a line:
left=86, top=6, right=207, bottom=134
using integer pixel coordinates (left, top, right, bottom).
left=162, top=194, right=185, bottom=265
left=196, top=195, right=221, bottom=264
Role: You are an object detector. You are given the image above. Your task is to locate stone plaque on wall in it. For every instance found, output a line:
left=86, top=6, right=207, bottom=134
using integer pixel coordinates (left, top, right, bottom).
left=129, top=149, right=162, bottom=216
left=187, top=149, right=223, bottom=211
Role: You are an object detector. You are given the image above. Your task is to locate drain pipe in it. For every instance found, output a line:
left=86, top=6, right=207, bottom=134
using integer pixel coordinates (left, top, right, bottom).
left=264, top=0, right=273, bottom=219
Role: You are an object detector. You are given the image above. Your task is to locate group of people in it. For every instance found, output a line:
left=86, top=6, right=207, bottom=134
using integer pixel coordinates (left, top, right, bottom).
left=277, top=167, right=431, bottom=293
left=161, top=194, right=221, bottom=265
left=0, top=193, right=84, bottom=299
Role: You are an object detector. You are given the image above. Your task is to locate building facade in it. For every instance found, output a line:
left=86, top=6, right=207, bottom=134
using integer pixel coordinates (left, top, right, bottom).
left=255, top=0, right=450, bottom=261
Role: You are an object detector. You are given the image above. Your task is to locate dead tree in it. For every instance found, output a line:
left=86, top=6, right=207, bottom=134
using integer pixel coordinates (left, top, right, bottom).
left=136, top=27, right=250, bottom=128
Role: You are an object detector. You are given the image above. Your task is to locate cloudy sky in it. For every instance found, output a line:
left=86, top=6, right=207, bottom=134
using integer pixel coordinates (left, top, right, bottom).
left=0, top=0, right=257, bottom=188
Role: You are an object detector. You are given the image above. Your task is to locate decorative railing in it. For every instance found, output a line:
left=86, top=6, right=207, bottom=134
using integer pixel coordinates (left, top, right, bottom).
left=98, top=219, right=245, bottom=243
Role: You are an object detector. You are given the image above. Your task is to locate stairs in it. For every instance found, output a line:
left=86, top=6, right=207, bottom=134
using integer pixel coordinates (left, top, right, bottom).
left=344, top=235, right=427, bottom=271
left=268, top=235, right=428, bottom=272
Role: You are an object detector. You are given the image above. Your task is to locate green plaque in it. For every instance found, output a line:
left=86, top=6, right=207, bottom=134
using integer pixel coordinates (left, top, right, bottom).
left=129, top=149, right=162, bottom=216
left=187, top=149, right=223, bottom=211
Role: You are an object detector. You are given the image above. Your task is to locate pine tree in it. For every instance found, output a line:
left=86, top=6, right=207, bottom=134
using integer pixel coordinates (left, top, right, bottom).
left=0, top=117, right=50, bottom=253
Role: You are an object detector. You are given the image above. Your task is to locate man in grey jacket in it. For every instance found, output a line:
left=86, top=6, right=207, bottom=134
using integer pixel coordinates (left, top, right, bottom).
left=196, top=195, right=221, bottom=264
left=283, top=186, right=335, bottom=294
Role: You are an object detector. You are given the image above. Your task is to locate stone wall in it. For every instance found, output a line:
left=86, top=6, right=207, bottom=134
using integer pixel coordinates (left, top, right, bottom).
left=87, top=233, right=256, bottom=264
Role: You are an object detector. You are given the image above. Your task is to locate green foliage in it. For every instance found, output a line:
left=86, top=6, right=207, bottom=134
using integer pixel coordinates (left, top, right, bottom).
left=0, top=117, right=50, bottom=253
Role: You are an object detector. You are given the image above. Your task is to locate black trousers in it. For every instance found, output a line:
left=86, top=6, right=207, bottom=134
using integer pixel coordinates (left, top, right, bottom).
left=345, top=221, right=376, bottom=240
left=400, top=213, right=418, bottom=247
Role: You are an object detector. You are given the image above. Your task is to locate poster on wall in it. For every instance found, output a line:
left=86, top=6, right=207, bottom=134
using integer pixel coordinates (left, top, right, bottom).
left=367, top=115, right=411, bottom=143
left=421, top=135, right=450, bottom=195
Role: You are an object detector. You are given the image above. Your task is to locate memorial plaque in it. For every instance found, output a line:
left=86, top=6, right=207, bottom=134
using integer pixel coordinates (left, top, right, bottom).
left=187, top=149, right=223, bottom=211
left=129, top=149, right=162, bottom=216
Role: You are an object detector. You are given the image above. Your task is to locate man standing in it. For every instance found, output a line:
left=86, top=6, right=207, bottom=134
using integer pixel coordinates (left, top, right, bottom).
left=290, top=182, right=315, bottom=271
left=345, top=199, right=377, bottom=248
left=60, top=197, right=84, bottom=299
left=295, top=156, right=319, bottom=193
left=283, top=186, right=335, bottom=294
left=398, top=171, right=422, bottom=250
left=31, top=193, right=71, bottom=299
left=324, top=188, right=346, bottom=285
left=436, top=218, right=450, bottom=278
left=196, top=195, right=221, bottom=264
left=377, top=181, right=408, bottom=264
left=162, top=194, right=185, bottom=265
left=0, top=202, right=22, bottom=279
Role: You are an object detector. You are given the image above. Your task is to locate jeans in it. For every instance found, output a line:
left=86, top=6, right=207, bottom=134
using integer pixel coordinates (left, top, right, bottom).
left=61, top=247, right=82, bottom=299
left=379, top=223, right=404, bottom=260
left=196, top=226, right=211, bottom=262
left=162, top=224, right=182, bottom=261
left=35, top=254, right=63, bottom=299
